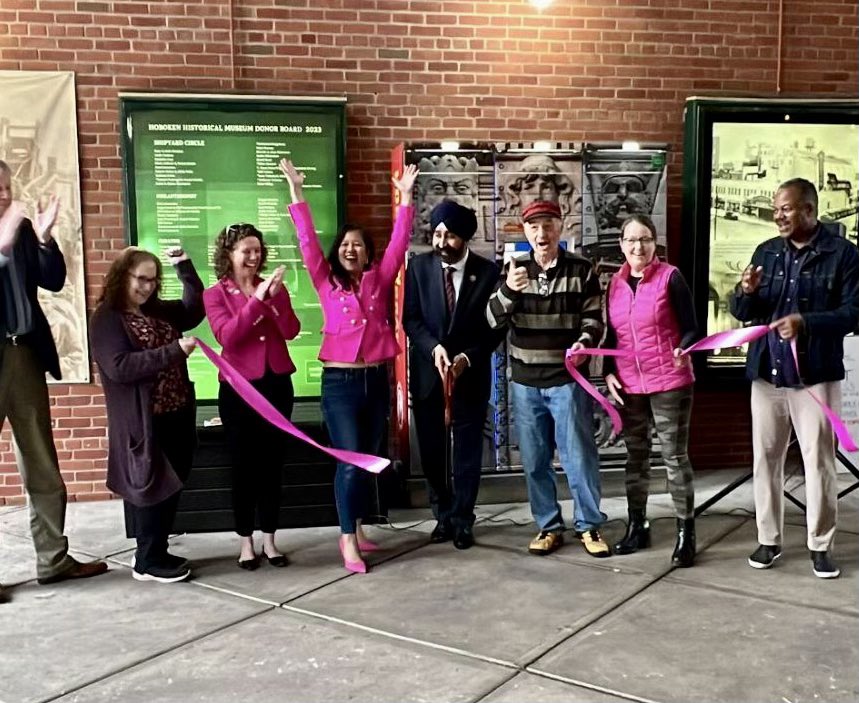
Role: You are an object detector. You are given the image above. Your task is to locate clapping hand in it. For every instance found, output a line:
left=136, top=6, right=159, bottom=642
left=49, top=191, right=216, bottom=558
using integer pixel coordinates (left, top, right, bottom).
left=391, top=164, right=419, bottom=207
left=0, top=201, right=26, bottom=254
left=255, top=265, right=286, bottom=300
left=34, top=195, right=60, bottom=244
left=268, top=265, right=286, bottom=296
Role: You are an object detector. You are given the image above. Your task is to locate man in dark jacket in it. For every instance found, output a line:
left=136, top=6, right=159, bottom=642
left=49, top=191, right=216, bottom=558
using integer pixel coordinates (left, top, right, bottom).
left=731, top=177, right=859, bottom=580
left=404, top=201, right=502, bottom=549
left=0, top=160, right=106, bottom=603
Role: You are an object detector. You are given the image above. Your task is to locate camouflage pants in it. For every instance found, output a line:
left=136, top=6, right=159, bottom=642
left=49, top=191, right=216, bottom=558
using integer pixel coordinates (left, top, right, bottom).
left=622, top=384, right=695, bottom=519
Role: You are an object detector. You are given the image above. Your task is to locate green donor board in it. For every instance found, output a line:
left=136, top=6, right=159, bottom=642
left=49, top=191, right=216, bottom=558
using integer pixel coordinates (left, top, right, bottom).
left=120, top=95, right=346, bottom=400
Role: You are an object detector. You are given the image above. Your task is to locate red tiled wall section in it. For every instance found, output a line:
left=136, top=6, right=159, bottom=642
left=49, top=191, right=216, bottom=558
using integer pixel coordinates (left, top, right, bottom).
left=1, top=0, right=857, bottom=503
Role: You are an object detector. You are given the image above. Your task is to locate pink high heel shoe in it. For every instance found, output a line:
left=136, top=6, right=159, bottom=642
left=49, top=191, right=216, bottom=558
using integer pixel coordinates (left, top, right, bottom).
left=338, top=536, right=367, bottom=574
left=357, top=539, right=381, bottom=553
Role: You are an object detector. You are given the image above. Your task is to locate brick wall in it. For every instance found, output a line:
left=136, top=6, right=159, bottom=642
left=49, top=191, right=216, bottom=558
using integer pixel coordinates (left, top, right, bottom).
left=0, top=0, right=857, bottom=503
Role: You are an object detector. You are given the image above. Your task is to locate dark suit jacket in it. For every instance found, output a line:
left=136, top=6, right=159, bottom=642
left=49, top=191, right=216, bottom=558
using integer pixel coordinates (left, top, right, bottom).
left=403, top=250, right=503, bottom=405
left=1, top=218, right=66, bottom=380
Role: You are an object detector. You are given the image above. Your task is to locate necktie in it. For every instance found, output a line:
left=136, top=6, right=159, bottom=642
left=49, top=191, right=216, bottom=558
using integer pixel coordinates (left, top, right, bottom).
left=444, top=266, right=456, bottom=315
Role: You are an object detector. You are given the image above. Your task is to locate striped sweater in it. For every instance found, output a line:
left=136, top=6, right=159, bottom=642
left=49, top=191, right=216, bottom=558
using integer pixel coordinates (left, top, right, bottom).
left=486, top=250, right=603, bottom=388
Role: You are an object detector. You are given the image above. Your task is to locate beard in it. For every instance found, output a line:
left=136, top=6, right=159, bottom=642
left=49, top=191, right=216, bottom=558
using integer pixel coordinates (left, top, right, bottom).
left=433, top=245, right=464, bottom=264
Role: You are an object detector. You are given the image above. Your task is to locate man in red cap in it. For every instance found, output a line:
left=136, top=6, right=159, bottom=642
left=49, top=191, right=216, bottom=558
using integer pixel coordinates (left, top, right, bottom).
left=487, top=199, right=611, bottom=558
left=404, top=200, right=503, bottom=549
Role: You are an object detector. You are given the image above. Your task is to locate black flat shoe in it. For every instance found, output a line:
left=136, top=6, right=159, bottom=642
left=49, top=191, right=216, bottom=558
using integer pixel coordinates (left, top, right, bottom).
left=237, top=556, right=260, bottom=571
left=265, top=554, right=289, bottom=568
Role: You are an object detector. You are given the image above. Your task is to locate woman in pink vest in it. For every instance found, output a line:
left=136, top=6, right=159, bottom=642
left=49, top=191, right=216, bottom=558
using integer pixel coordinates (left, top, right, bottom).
left=604, top=214, right=698, bottom=567
left=279, top=158, right=418, bottom=573
left=203, top=224, right=300, bottom=570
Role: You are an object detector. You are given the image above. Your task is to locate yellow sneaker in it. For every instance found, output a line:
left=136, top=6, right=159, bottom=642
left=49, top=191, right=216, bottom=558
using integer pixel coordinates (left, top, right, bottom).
left=578, top=529, right=612, bottom=558
left=528, top=530, right=564, bottom=555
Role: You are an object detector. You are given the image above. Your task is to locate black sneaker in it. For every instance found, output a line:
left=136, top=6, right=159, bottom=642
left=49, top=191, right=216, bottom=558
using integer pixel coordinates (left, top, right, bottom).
left=132, top=553, right=189, bottom=570
left=132, top=562, right=191, bottom=584
left=810, top=551, right=840, bottom=579
left=748, top=544, right=782, bottom=569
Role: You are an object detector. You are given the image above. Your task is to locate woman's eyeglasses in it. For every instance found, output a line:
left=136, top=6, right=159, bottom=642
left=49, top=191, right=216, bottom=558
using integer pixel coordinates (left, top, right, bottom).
left=130, top=274, right=159, bottom=286
left=622, top=236, right=656, bottom=246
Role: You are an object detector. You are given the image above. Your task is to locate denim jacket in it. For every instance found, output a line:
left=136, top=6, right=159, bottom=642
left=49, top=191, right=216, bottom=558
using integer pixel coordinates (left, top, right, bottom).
left=730, top=222, right=859, bottom=385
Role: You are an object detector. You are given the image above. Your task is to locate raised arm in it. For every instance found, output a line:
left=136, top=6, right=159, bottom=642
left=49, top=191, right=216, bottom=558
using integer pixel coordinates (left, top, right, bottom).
left=147, top=247, right=206, bottom=332
left=379, top=164, right=419, bottom=287
left=280, top=158, right=330, bottom=290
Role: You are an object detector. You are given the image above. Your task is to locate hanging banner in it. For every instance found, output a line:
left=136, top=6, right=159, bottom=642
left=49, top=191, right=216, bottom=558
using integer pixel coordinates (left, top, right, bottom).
left=0, top=70, right=88, bottom=382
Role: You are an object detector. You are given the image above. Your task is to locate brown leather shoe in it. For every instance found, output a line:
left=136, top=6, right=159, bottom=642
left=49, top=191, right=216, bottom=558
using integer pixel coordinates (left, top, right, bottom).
left=37, top=558, right=108, bottom=585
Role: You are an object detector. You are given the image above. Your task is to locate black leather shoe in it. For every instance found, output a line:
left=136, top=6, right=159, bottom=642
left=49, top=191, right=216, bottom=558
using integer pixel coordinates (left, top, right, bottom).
left=37, top=558, right=108, bottom=585
left=453, top=526, right=475, bottom=550
left=265, top=554, right=289, bottom=568
left=430, top=522, right=453, bottom=543
left=237, top=556, right=260, bottom=571
left=0, top=583, right=9, bottom=604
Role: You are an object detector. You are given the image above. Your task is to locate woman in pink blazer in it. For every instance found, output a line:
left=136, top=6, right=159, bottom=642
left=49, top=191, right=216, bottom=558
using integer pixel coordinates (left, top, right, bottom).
left=280, top=158, right=418, bottom=573
left=203, top=224, right=300, bottom=570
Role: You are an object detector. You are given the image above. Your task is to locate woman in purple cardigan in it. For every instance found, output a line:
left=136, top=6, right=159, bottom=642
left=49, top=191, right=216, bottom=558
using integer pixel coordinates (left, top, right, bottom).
left=91, top=246, right=204, bottom=583
left=280, top=159, right=418, bottom=573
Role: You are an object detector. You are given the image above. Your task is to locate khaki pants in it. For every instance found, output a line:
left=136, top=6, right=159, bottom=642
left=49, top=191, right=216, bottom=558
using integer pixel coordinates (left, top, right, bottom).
left=0, top=342, right=74, bottom=579
left=751, top=379, right=839, bottom=552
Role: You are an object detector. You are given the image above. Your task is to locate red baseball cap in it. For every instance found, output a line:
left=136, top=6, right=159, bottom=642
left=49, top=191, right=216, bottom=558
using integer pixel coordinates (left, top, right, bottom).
left=521, top=199, right=562, bottom=222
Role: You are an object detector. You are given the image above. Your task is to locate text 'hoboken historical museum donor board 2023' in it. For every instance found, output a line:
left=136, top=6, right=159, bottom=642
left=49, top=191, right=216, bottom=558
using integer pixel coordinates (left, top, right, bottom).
left=121, top=94, right=346, bottom=400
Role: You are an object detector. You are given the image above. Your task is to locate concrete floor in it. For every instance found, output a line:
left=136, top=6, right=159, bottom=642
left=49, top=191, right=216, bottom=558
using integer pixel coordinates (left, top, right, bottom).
left=1, top=470, right=857, bottom=703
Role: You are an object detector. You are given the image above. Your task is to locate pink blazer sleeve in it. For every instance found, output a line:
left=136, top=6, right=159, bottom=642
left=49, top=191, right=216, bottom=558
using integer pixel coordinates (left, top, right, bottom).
left=378, top=205, right=415, bottom=289
left=264, top=287, right=301, bottom=341
left=289, top=201, right=330, bottom=291
left=203, top=285, right=270, bottom=348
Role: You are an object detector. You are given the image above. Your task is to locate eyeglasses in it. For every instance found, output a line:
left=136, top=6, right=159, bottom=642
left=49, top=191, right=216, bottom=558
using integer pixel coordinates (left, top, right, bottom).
left=227, top=222, right=248, bottom=235
left=130, top=274, right=159, bottom=286
left=537, top=271, right=549, bottom=297
left=622, top=237, right=656, bottom=246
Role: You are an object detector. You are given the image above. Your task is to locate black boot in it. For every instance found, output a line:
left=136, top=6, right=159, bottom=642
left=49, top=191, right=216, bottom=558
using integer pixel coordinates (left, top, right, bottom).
left=671, top=518, right=696, bottom=568
left=613, top=509, right=650, bottom=555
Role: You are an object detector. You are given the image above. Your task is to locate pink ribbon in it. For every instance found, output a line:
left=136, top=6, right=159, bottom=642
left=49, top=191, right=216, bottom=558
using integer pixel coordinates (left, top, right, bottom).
left=566, top=324, right=859, bottom=451
left=196, top=340, right=391, bottom=474
left=564, top=348, right=633, bottom=435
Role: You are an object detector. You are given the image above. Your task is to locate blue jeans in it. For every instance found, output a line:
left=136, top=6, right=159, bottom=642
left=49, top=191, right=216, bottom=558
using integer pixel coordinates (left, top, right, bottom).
left=321, top=365, right=389, bottom=534
left=511, top=381, right=606, bottom=533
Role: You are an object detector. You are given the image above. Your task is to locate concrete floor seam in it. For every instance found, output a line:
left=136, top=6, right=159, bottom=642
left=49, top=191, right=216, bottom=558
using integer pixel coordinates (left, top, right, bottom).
left=280, top=601, right=522, bottom=671
left=524, top=666, right=666, bottom=703
left=33, top=608, right=274, bottom=703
